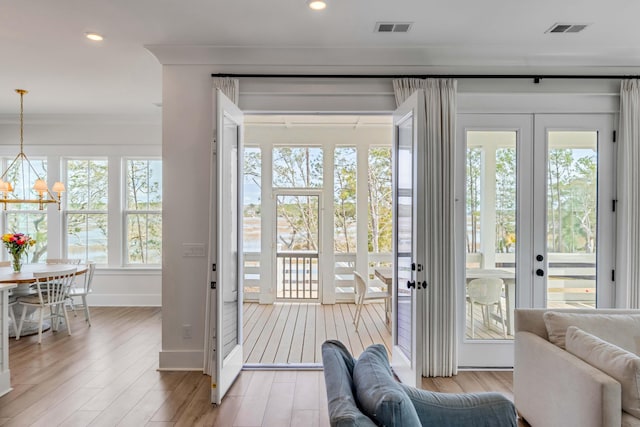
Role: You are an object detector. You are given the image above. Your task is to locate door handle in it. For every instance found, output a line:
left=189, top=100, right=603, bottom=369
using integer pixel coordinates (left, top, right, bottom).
left=407, top=280, right=416, bottom=289
left=536, top=269, right=545, bottom=277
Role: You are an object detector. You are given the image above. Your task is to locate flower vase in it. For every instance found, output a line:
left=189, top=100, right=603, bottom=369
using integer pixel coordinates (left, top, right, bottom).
left=11, top=253, right=22, bottom=273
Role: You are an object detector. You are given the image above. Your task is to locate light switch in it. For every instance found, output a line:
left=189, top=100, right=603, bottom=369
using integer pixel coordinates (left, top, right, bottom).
left=183, top=243, right=206, bottom=257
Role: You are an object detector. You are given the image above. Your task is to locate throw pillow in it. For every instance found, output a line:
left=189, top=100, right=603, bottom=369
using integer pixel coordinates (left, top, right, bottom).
left=565, top=326, right=640, bottom=418
left=543, top=312, right=640, bottom=353
left=353, top=344, right=421, bottom=427
left=321, top=340, right=377, bottom=427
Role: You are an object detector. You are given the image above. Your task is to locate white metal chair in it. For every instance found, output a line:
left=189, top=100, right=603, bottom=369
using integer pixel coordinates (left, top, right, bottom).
left=67, top=261, right=95, bottom=325
left=16, top=267, right=77, bottom=344
left=353, top=271, right=391, bottom=332
left=467, top=277, right=507, bottom=338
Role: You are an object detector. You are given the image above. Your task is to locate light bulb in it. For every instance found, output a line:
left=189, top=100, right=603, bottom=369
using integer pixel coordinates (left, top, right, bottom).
left=307, top=0, right=326, bottom=10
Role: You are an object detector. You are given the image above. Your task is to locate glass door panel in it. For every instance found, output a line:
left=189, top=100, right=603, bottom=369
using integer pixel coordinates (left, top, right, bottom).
left=457, top=114, right=532, bottom=368
left=546, top=131, right=598, bottom=308
left=396, top=116, right=414, bottom=359
left=465, top=131, right=517, bottom=340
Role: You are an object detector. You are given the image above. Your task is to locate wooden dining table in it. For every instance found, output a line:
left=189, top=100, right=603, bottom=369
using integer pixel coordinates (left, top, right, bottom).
left=3, top=263, right=88, bottom=337
left=0, top=263, right=88, bottom=285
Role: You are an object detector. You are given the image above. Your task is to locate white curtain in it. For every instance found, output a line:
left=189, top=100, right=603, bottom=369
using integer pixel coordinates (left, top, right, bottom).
left=618, top=80, right=640, bottom=308
left=212, top=77, right=240, bottom=105
left=393, top=78, right=458, bottom=377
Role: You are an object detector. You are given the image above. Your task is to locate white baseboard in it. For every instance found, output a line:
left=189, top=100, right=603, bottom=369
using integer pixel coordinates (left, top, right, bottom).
left=159, top=350, right=204, bottom=371
left=0, top=370, right=12, bottom=398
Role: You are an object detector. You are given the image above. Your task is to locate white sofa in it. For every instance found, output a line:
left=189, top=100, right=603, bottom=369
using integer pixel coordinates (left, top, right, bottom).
left=514, top=308, right=640, bottom=427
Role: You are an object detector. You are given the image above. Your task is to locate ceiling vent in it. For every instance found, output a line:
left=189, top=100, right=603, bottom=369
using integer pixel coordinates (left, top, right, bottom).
left=375, top=22, right=413, bottom=33
left=546, top=23, right=589, bottom=34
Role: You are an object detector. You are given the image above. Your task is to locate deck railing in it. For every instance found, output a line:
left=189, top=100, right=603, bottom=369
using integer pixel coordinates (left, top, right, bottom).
left=276, top=252, right=318, bottom=299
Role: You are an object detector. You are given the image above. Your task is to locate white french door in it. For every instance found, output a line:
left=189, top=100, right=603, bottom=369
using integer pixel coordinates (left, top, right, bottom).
left=456, top=113, right=615, bottom=367
left=391, top=90, right=425, bottom=387
left=208, top=90, right=244, bottom=404
left=532, top=115, right=615, bottom=309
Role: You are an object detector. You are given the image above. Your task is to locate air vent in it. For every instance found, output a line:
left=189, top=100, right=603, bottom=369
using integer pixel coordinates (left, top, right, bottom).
left=546, top=23, right=589, bottom=34
left=375, top=22, right=413, bottom=33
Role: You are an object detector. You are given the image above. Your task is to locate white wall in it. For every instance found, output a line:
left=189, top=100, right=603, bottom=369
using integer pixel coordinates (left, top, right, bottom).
left=159, top=66, right=214, bottom=370
left=154, top=48, right=624, bottom=370
left=0, top=115, right=162, bottom=307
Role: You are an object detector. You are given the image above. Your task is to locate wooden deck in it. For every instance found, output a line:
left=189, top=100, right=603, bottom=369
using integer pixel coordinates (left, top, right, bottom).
left=243, top=302, right=391, bottom=364
left=465, top=300, right=514, bottom=340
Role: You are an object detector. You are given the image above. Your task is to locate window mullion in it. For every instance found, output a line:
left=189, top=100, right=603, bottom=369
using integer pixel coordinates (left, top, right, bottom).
left=108, top=155, right=121, bottom=267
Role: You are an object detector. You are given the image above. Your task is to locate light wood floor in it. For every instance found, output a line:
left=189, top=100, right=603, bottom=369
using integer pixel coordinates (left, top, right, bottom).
left=243, top=302, right=391, bottom=364
left=4, top=307, right=527, bottom=426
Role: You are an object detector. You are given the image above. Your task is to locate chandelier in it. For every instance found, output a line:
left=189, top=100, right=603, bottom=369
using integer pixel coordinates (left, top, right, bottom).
left=0, top=89, right=64, bottom=210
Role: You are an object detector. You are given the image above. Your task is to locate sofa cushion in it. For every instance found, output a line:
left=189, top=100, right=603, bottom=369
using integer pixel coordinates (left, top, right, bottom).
left=543, top=311, right=640, bottom=353
left=353, top=344, right=421, bottom=426
left=321, top=340, right=377, bottom=427
left=566, top=326, right=640, bottom=418
left=400, top=384, right=517, bottom=426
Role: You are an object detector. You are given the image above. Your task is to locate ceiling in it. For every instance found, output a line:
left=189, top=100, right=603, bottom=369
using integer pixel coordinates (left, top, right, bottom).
left=2, top=0, right=640, bottom=116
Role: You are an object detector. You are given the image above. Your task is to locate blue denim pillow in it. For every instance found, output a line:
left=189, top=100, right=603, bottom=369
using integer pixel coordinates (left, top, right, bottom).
left=400, top=384, right=517, bottom=427
left=322, top=340, right=377, bottom=427
left=353, top=344, right=421, bottom=427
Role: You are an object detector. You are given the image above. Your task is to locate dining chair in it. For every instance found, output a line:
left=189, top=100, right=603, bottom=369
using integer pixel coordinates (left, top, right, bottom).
left=353, top=271, right=391, bottom=332
left=467, top=277, right=506, bottom=338
left=67, top=261, right=96, bottom=325
left=15, top=267, right=77, bottom=344
left=45, top=259, right=82, bottom=310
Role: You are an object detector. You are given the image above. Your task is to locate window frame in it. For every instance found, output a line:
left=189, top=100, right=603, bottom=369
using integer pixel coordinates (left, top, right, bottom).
left=62, top=156, right=110, bottom=265
left=122, top=157, right=162, bottom=266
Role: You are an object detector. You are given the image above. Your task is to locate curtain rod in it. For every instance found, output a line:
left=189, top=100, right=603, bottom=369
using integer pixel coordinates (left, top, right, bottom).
left=212, top=73, right=639, bottom=82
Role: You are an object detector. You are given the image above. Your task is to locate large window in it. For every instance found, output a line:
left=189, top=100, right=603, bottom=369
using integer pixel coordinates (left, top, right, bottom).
left=2, top=157, right=49, bottom=263
left=65, top=159, right=108, bottom=263
left=125, top=159, right=162, bottom=265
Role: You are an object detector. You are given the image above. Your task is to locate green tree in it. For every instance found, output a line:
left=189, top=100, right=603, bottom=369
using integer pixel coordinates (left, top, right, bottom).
left=67, top=160, right=108, bottom=262
left=548, top=149, right=575, bottom=252
left=495, top=148, right=516, bottom=253
left=126, top=160, right=162, bottom=263
left=334, top=148, right=357, bottom=253
left=466, top=148, right=481, bottom=253
left=368, top=147, right=392, bottom=253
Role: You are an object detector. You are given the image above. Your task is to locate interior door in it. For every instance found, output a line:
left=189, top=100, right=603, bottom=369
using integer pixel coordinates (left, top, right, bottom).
left=391, top=90, right=425, bottom=387
left=211, top=90, right=244, bottom=404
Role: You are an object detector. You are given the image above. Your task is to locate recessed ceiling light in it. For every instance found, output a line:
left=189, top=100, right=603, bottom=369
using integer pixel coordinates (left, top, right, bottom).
left=85, top=32, right=104, bottom=42
left=307, top=0, right=327, bottom=10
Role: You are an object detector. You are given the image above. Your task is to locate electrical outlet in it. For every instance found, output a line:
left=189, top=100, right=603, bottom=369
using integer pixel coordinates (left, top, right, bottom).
left=183, top=324, right=192, bottom=339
